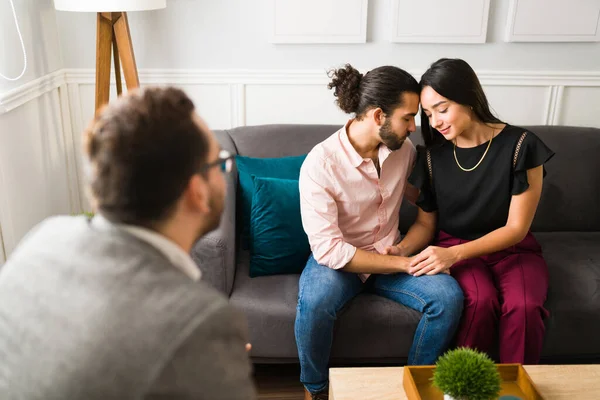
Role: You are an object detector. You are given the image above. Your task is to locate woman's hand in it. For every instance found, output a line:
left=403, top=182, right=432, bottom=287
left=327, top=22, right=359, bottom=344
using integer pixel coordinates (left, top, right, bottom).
left=409, top=246, right=459, bottom=276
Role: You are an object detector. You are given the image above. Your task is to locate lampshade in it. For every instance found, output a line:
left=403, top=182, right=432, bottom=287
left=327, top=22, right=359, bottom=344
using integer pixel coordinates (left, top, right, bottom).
left=53, top=0, right=166, bottom=12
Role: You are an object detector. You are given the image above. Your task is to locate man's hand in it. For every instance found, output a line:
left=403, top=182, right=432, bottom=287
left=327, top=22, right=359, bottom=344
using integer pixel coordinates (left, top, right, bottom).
left=383, top=254, right=412, bottom=274
left=343, top=249, right=413, bottom=274
left=409, top=246, right=458, bottom=276
left=383, top=244, right=410, bottom=257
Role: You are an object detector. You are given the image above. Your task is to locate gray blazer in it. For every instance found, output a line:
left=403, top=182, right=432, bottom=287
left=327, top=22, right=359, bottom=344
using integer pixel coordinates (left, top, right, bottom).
left=0, top=216, right=256, bottom=400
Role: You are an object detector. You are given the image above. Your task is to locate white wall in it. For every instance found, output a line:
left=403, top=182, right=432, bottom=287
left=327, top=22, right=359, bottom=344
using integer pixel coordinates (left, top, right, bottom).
left=0, top=0, right=599, bottom=260
left=53, top=0, right=600, bottom=213
left=0, top=0, right=77, bottom=263
left=0, top=0, right=62, bottom=93
left=55, top=0, right=600, bottom=71
left=53, top=0, right=600, bottom=134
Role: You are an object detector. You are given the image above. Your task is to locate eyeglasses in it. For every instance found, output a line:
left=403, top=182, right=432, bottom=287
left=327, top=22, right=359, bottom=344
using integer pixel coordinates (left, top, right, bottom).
left=200, top=149, right=234, bottom=174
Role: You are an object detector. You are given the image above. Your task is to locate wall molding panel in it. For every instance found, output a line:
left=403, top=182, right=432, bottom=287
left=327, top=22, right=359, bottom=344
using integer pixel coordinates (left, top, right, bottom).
left=505, top=0, right=600, bottom=42
left=270, top=0, right=368, bottom=44
left=64, top=68, right=600, bottom=127
left=545, top=86, right=563, bottom=125
left=61, top=68, right=600, bottom=88
left=0, top=67, right=599, bottom=261
left=0, top=85, right=76, bottom=259
left=4, top=67, right=600, bottom=131
left=0, top=70, right=66, bottom=115
left=390, top=0, right=490, bottom=43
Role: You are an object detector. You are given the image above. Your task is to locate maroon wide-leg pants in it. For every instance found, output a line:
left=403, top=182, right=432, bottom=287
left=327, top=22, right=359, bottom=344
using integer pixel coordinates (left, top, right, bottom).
left=436, top=231, right=549, bottom=364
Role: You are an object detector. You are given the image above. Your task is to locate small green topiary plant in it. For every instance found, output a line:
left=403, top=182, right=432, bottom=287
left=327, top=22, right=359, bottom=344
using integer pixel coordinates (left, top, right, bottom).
left=72, top=211, right=94, bottom=218
left=432, top=347, right=502, bottom=400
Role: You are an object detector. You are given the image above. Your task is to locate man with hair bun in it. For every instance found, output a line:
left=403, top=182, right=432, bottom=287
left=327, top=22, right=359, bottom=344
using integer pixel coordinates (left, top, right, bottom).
left=296, top=64, right=463, bottom=400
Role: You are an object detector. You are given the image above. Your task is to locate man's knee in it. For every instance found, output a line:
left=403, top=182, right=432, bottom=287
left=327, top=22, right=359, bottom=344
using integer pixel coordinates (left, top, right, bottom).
left=440, top=279, right=464, bottom=315
left=298, top=287, right=337, bottom=317
left=297, top=264, right=353, bottom=317
left=423, top=275, right=464, bottom=317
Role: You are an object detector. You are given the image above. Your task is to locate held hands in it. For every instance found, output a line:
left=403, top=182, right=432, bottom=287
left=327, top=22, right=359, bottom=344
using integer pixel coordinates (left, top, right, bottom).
left=383, top=244, right=410, bottom=257
left=384, top=245, right=413, bottom=273
left=408, top=246, right=459, bottom=276
left=384, top=244, right=453, bottom=275
left=383, top=246, right=412, bottom=274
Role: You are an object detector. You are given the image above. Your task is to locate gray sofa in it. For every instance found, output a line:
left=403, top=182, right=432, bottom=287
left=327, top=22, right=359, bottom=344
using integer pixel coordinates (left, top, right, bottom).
left=192, top=124, right=600, bottom=364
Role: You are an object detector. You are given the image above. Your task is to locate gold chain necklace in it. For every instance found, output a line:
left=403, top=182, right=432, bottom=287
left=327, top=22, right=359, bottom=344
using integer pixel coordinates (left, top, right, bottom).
left=453, top=128, right=494, bottom=172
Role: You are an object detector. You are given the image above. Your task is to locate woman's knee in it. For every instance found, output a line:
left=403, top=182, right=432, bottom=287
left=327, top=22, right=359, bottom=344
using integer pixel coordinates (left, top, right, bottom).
left=466, top=293, right=499, bottom=319
left=461, top=280, right=499, bottom=312
left=503, top=297, right=546, bottom=318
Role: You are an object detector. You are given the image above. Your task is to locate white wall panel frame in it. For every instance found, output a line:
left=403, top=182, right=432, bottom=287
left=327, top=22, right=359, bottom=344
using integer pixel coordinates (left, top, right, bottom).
left=390, top=0, right=491, bottom=43
left=270, top=0, right=368, bottom=44
left=505, top=0, right=600, bottom=42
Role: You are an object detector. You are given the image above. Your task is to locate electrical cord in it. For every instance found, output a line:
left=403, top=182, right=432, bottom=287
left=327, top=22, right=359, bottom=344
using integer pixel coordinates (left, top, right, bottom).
left=0, top=0, right=27, bottom=81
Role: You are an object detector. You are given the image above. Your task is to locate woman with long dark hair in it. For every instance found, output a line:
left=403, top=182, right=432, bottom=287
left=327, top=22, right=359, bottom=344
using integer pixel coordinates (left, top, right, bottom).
left=391, top=58, right=554, bottom=364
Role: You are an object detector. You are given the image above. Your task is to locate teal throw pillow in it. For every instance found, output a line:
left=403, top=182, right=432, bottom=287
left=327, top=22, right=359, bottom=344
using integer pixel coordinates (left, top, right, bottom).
left=249, top=177, right=310, bottom=277
left=235, top=154, right=307, bottom=248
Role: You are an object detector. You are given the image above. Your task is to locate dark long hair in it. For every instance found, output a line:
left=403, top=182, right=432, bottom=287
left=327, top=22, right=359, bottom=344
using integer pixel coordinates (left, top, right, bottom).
left=328, top=64, right=419, bottom=119
left=419, top=58, right=503, bottom=147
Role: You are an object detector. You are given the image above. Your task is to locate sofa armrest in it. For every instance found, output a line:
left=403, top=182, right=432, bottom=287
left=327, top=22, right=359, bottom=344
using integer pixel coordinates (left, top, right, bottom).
left=191, top=219, right=235, bottom=295
left=190, top=130, right=237, bottom=296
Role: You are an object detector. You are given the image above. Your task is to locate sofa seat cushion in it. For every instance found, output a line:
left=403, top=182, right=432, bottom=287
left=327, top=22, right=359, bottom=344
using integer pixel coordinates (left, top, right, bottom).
left=536, top=232, right=600, bottom=360
left=230, top=232, right=600, bottom=362
left=229, top=251, right=421, bottom=361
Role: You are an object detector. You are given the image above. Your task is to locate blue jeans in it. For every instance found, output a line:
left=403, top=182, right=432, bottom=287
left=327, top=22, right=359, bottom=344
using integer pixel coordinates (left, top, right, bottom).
left=294, top=254, right=464, bottom=394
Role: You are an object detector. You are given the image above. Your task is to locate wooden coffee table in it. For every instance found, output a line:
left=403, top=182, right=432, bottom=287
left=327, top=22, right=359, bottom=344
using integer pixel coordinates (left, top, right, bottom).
left=329, top=364, right=600, bottom=400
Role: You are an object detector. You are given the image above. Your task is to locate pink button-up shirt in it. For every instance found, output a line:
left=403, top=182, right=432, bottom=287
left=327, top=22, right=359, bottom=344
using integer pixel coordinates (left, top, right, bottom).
left=299, top=120, right=416, bottom=281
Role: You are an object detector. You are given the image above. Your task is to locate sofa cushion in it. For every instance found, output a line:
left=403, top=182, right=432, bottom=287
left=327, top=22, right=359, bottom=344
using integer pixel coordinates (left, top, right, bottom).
left=213, top=124, right=600, bottom=364
left=249, top=177, right=310, bottom=277
left=224, top=125, right=600, bottom=234
left=229, top=250, right=422, bottom=361
left=235, top=155, right=306, bottom=249
left=231, top=232, right=600, bottom=363
left=536, top=232, right=600, bottom=360
left=523, top=127, right=600, bottom=232
left=227, top=124, right=339, bottom=158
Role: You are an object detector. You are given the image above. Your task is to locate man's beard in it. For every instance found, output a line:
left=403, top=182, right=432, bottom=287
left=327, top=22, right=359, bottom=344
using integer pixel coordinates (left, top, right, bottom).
left=193, top=188, right=225, bottom=243
left=379, top=118, right=405, bottom=151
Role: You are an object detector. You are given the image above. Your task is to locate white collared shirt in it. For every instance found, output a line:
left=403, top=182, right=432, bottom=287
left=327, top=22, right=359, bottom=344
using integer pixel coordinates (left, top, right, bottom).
left=119, top=224, right=201, bottom=281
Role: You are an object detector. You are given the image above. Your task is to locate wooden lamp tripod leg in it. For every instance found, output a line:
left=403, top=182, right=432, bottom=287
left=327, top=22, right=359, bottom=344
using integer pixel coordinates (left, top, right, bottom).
left=95, top=12, right=113, bottom=115
left=94, top=12, right=140, bottom=115
left=112, top=33, right=122, bottom=96
left=113, top=12, right=140, bottom=91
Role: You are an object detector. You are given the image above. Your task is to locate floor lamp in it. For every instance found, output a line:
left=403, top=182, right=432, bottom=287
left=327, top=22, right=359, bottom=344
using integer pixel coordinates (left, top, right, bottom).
left=53, top=0, right=166, bottom=115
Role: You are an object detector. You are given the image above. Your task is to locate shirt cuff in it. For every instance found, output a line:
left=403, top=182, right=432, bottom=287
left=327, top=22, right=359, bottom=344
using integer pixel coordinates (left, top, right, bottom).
left=326, top=243, right=357, bottom=270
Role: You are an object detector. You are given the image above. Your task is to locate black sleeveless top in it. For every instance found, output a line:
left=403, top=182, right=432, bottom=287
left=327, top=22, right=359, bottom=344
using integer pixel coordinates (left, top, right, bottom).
left=408, top=124, right=555, bottom=240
